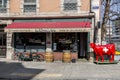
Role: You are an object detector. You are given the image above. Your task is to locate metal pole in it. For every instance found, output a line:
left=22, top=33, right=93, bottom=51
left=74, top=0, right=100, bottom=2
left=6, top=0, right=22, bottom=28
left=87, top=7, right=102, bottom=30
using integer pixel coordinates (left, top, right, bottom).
left=109, top=20, right=111, bottom=43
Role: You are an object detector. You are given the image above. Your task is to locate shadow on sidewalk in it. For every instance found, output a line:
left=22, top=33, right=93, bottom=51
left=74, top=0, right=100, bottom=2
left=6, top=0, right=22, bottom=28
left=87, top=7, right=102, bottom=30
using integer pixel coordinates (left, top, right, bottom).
left=0, top=61, right=45, bottom=80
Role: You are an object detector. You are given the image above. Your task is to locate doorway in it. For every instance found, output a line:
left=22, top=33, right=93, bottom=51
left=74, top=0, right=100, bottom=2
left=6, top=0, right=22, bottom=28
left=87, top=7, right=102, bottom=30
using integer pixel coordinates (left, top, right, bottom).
left=0, top=24, right=7, bottom=58
left=77, top=33, right=88, bottom=59
left=0, top=33, right=6, bottom=58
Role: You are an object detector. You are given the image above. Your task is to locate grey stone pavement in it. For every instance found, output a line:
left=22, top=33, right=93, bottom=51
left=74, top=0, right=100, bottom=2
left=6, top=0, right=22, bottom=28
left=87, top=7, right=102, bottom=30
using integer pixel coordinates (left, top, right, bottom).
left=0, top=58, right=120, bottom=80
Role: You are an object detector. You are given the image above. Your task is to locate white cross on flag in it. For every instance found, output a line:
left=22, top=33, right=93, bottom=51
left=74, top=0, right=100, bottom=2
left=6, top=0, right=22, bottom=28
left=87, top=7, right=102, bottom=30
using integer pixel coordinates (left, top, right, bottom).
left=103, top=47, right=108, bottom=53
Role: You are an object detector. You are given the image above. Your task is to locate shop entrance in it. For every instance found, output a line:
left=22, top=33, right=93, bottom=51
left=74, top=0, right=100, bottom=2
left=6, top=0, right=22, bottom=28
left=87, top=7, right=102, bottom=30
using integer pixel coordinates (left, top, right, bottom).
left=52, top=32, right=89, bottom=59
left=77, top=33, right=88, bottom=58
left=0, top=33, right=6, bottom=58
left=0, top=24, right=7, bottom=58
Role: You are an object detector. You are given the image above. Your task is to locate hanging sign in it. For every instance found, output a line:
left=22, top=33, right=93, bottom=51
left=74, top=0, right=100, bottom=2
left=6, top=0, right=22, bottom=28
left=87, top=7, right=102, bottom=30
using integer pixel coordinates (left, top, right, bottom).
left=92, top=6, right=99, bottom=9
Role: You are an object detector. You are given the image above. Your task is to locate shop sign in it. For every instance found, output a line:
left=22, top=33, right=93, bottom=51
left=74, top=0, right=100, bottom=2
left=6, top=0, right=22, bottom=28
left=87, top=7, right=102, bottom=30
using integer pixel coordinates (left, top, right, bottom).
left=92, top=6, right=99, bottom=10
left=35, top=28, right=90, bottom=32
left=58, top=28, right=90, bottom=32
left=6, top=28, right=90, bottom=32
left=6, top=29, right=34, bottom=32
left=0, top=20, right=12, bottom=24
left=35, top=29, right=55, bottom=32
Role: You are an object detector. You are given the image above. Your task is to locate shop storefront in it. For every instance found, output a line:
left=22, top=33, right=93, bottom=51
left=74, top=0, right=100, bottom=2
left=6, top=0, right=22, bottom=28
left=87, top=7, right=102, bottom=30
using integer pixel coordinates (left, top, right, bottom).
left=5, top=18, right=94, bottom=60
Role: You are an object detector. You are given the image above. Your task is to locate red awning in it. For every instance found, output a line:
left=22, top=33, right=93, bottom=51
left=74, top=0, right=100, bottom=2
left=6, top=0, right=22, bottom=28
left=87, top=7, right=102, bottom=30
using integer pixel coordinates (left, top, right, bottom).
left=5, top=22, right=91, bottom=29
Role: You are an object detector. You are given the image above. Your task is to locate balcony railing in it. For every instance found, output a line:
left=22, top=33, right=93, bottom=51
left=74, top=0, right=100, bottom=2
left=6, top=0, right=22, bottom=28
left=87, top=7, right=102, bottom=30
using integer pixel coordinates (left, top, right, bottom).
left=64, top=3, right=77, bottom=11
left=24, top=8, right=36, bottom=13
left=24, top=0, right=36, bottom=3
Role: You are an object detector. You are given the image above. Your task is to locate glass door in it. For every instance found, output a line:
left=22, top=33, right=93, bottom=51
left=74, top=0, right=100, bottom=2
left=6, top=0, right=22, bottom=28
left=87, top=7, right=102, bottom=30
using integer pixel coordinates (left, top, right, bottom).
left=0, top=33, right=6, bottom=57
left=77, top=32, right=87, bottom=58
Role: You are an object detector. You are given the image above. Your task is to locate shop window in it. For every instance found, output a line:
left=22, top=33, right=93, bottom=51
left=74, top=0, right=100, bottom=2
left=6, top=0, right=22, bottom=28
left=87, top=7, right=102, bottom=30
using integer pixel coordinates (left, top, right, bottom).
left=15, top=33, right=46, bottom=46
left=15, top=33, right=46, bottom=52
left=52, top=33, right=77, bottom=52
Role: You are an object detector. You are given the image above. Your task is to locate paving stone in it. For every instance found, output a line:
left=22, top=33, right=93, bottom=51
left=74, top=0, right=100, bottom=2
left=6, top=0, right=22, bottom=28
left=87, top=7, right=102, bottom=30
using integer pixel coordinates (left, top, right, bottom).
left=0, top=58, right=120, bottom=80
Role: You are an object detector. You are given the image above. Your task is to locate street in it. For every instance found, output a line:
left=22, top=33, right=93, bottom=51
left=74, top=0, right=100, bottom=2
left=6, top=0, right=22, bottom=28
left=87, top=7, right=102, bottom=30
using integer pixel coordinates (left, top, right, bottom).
left=0, top=58, right=120, bottom=80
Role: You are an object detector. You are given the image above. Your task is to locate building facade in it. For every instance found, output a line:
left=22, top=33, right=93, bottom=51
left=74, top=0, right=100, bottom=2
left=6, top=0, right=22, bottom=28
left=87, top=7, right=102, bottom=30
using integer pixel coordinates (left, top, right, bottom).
left=0, top=0, right=95, bottom=60
left=91, top=0, right=101, bottom=44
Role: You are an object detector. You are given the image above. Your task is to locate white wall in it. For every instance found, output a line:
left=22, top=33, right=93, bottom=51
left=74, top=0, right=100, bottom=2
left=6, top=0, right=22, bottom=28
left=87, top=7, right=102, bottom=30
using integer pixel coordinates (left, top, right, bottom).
left=91, top=0, right=101, bottom=44
left=91, top=0, right=100, bottom=25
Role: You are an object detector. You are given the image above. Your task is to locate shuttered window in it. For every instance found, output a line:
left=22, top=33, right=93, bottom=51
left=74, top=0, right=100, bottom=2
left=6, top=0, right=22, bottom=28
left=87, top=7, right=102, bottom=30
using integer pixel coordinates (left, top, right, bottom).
left=63, top=0, right=77, bottom=11
left=23, top=0, right=36, bottom=13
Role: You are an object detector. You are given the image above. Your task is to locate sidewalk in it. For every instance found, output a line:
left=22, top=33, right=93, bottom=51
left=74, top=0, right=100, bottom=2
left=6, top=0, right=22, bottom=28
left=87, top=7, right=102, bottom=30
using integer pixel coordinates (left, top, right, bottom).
left=0, top=58, right=120, bottom=80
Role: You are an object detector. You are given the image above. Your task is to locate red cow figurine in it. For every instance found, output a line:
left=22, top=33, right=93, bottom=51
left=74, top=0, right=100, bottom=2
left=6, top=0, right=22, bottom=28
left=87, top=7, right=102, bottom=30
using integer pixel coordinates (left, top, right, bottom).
left=90, top=43, right=115, bottom=62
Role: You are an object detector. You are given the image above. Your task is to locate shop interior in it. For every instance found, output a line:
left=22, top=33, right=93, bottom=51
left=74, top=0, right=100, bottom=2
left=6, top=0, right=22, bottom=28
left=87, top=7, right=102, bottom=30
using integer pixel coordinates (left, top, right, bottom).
left=52, top=33, right=77, bottom=52
left=14, top=32, right=88, bottom=59
left=52, top=32, right=88, bottom=58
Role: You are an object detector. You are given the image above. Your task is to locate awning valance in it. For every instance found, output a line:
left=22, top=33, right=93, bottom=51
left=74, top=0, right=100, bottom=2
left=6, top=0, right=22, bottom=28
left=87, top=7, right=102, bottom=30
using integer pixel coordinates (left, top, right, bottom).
left=6, top=22, right=91, bottom=28
left=5, top=22, right=91, bottom=32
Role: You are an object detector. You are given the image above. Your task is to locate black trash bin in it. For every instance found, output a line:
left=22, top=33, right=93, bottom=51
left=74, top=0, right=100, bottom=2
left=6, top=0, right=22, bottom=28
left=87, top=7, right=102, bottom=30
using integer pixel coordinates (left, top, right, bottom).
left=71, top=59, right=76, bottom=63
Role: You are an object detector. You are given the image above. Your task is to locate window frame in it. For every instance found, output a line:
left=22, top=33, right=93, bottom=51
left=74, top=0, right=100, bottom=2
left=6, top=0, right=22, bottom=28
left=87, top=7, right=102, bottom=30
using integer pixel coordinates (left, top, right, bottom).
left=0, top=0, right=7, bottom=13
left=24, top=0, right=36, bottom=3
left=23, top=5, right=36, bottom=13
left=23, top=0, right=37, bottom=13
